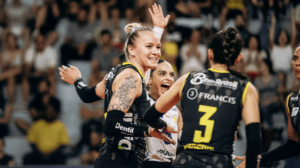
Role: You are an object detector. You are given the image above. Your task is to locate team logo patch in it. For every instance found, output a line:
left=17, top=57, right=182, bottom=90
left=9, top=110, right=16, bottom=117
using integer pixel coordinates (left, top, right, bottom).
left=292, top=107, right=299, bottom=117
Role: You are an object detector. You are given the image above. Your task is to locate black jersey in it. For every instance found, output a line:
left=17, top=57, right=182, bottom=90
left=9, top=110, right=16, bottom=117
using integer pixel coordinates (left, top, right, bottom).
left=286, top=89, right=300, bottom=133
left=177, top=69, right=250, bottom=166
left=98, top=62, right=150, bottom=165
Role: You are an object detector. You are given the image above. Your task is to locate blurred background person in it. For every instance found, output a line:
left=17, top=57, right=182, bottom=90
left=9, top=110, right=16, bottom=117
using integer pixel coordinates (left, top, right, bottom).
left=0, top=136, right=15, bottom=167
left=91, top=29, right=120, bottom=80
left=0, top=33, right=23, bottom=104
left=179, top=28, right=207, bottom=75
left=23, top=33, right=57, bottom=101
left=23, top=96, right=69, bottom=165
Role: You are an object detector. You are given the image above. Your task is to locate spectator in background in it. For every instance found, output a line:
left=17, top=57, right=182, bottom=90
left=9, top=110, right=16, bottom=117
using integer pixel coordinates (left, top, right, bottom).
left=66, top=0, right=80, bottom=22
left=245, top=0, right=263, bottom=35
left=0, top=137, right=15, bottom=167
left=0, top=83, right=12, bottom=138
left=254, top=60, right=281, bottom=153
left=241, top=35, right=267, bottom=81
left=23, top=34, right=57, bottom=100
left=220, top=0, right=246, bottom=28
left=31, top=0, right=60, bottom=46
left=0, top=33, right=23, bottom=103
left=15, top=78, right=52, bottom=134
left=91, top=30, right=120, bottom=79
left=162, top=42, right=179, bottom=75
left=60, top=6, right=97, bottom=65
left=81, top=0, right=97, bottom=23
left=235, top=14, right=251, bottom=47
left=260, top=0, right=281, bottom=50
left=4, top=0, right=30, bottom=49
left=72, top=72, right=104, bottom=165
left=23, top=96, right=69, bottom=165
left=180, top=29, right=207, bottom=75
left=269, top=10, right=296, bottom=74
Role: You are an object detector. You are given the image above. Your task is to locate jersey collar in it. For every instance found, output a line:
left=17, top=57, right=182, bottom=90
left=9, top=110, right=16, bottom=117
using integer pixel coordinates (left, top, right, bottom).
left=123, top=62, right=145, bottom=79
left=208, top=68, right=230, bottom=73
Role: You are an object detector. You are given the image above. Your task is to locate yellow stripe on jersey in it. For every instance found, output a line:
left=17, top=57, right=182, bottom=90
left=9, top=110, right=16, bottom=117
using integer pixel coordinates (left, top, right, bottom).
left=123, top=62, right=145, bottom=79
left=208, top=68, right=230, bottom=73
left=242, top=82, right=251, bottom=105
left=286, top=93, right=293, bottom=114
left=104, top=112, right=107, bottom=119
left=180, top=72, right=190, bottom=99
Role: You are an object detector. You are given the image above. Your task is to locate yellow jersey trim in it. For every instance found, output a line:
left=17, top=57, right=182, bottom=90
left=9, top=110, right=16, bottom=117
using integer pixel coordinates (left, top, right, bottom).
left=180, top=72, right=190, bottom=99
left=242, top=82, right=251, bottom=105
left=208, top=68, right=230, bottom=73
left=286, top=93, right=293, bottom=114
left=123, top=62, right=145, bottom=79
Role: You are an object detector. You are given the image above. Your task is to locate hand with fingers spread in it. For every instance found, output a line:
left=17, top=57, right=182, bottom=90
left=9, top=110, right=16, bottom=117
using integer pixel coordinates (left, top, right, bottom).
left=149, top=3, right=170, bottom=29
left=148, top=127, right=176, bottom=145
left=58, top=65, right=82, bottom=85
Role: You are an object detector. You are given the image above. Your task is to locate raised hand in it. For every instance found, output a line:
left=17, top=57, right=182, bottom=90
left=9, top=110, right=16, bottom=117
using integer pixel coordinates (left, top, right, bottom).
left=149, top=3, right=170, bottom=29
left=58, top=65, right=82, bottom=85
left=148, top=127, right=176, bottom=145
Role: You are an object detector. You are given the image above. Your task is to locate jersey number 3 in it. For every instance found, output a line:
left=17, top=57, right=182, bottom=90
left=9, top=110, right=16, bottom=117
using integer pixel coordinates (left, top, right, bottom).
left=193, top=105, right=217, bottom=143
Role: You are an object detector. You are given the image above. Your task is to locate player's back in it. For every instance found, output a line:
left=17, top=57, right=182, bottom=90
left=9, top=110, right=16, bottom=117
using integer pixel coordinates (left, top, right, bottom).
left=177, top=68, right=250, bottom=167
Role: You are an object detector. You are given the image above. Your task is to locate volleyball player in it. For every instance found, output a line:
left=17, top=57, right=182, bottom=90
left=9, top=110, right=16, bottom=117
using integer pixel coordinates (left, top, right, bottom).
left=235, top=46, right=300, bottom=168
left=143, top=59, right=183, bottom=168
left=143, top=27, right=261, bottom=168
left=59, top=4, right=178, bottom=168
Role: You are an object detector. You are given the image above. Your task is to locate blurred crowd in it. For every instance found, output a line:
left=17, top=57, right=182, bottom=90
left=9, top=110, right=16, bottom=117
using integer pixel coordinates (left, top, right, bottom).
left=0, top=0, right=300, bottom=166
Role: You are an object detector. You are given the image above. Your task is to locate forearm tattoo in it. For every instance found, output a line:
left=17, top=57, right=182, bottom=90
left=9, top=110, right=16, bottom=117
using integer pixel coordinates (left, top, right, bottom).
left=108, top=75, right=138, bottom=111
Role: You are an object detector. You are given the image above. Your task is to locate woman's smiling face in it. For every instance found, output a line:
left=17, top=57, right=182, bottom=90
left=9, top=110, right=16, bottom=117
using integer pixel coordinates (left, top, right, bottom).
left=148, top=61, right=175, bottom=99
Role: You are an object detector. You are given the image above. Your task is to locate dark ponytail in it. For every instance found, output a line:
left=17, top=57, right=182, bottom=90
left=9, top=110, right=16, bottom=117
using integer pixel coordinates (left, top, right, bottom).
left=210, top=27, right=248, bottom=79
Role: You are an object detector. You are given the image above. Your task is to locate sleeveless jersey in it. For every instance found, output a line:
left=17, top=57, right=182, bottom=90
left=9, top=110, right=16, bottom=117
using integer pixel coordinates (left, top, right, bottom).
left=286, top=89, right=300, bottom=133
left=98, top=62, right=150, bottom=164
left=145, top=94, right=179, bottom=162
left=177, top=69, right=250, bottom=166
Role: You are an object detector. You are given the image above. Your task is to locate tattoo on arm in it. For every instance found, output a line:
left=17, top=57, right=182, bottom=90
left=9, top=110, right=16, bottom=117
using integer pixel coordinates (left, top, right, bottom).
left=108, top=75, right=138, bottom=111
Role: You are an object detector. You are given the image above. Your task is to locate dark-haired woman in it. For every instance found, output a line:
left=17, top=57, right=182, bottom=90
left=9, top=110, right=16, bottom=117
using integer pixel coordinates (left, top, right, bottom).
left=143, top=59, right=183, bottom=168
left=143, top=27, right=261, bottom=168
left=236, top=46, right=300, bottom=167
left=59, top=4, right=178, bottom=168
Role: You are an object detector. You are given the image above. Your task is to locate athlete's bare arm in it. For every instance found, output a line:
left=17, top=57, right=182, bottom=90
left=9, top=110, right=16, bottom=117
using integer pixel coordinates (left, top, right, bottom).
left=177, top=110, right=183, bottom=132
left=241, top=84, right=260, bottom=125
left=155, top=73, right=189, bottom=113
left=107, top=69, right=142, bottom=113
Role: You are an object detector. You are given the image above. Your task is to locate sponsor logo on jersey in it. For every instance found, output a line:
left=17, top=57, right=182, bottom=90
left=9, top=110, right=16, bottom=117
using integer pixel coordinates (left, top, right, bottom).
left=190, top=73, right=238, bottom=89
left=106, top=69, right=115, bottom=81
left=157, top=149, right=175, bottom=157
left=291, top=96, right=298, bottom=101
left=187, top=89, right=236, bottom=104
left=292, top=107, right=299, bottom=117
left=115, top=122, right=134, bottom=134
left=184, top=143, right=214, bottom=151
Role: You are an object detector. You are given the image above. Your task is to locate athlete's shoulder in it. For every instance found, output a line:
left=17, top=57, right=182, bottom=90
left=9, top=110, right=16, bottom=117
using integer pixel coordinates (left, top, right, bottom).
left=286, top=89, right=300, bottom=105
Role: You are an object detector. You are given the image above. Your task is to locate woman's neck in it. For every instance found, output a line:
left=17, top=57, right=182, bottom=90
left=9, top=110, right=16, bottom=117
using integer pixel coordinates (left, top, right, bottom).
left=148, top=89, right=159, bottom=101
left=210, top=63, right=228, bottom=71
left=127, top=59, right=146, bottom=76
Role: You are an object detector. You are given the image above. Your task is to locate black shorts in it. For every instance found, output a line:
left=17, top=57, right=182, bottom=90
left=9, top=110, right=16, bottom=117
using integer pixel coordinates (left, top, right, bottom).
left=142, top=161, right=172, bottom=168
left=94, top=159, right=140, bottom=168
left=173, top=152, right=234, bottom=168
left=95, top=147, right=145, bottom=168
